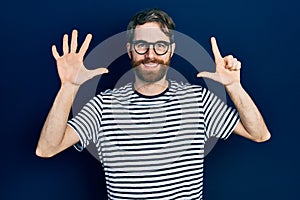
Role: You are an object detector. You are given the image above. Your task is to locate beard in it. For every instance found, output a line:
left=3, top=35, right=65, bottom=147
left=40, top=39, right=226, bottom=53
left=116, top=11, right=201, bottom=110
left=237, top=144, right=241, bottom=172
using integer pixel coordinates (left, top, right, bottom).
left=131, top=56, right=171, bottom=83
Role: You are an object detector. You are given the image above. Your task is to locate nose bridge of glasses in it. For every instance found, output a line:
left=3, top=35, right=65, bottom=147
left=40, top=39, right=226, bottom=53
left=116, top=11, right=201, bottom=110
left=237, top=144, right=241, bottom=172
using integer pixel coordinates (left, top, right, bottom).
left=147, top=42, right=156, bottom=54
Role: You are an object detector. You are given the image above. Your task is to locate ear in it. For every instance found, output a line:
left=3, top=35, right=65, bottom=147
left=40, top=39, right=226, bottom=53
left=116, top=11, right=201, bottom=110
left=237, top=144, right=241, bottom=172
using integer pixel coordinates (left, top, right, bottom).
left=126, top=42, right=132, bottom=59
left=170, top=42, right=176, bottom=58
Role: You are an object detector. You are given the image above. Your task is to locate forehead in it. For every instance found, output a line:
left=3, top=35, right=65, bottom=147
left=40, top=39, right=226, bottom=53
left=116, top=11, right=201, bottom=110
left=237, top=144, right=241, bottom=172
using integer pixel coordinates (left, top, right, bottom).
left=134, top=22, right=169, bottom=42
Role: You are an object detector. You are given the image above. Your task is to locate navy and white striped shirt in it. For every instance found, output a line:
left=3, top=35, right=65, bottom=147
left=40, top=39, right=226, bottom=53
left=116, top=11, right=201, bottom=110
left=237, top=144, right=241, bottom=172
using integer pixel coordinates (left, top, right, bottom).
left=68, top=80, right=239, bottom=200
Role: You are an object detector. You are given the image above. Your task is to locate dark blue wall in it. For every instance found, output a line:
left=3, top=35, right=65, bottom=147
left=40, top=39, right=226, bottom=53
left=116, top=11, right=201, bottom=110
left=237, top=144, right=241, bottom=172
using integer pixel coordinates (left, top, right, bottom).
left=1, top=0, right=299, bottom=199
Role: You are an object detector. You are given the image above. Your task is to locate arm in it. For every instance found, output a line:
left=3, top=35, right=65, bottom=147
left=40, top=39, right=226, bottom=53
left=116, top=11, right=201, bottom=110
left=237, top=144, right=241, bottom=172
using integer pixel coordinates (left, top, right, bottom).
left=226, top=83, right=270, bottom=142
left=36, top=84, right=80, bottom=157
left=36, top=30, right=108, bottom=158
left=197, top=37, right=270, bottom=142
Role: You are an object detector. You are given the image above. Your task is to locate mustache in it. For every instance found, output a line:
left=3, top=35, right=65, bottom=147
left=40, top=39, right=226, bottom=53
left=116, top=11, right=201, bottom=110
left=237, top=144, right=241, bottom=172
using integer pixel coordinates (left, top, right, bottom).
left=131, top=57, right=169, bottom=68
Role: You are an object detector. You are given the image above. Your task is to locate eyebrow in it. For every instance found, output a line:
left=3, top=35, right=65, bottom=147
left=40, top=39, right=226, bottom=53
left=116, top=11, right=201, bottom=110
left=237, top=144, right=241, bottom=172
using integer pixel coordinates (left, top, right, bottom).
left=132, top=40, right=170, bottom=43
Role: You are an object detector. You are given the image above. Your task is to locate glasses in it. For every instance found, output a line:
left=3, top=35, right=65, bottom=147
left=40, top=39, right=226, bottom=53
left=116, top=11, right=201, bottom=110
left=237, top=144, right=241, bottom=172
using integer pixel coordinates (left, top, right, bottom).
left=131, top=40, right=172, bottom=56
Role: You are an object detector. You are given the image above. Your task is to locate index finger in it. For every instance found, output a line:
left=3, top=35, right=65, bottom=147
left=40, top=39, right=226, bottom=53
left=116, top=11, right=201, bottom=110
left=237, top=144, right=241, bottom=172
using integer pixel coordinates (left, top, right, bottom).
left=78, top=33, right=92, bottom=57
left=211, top=37, right=222, bottom=60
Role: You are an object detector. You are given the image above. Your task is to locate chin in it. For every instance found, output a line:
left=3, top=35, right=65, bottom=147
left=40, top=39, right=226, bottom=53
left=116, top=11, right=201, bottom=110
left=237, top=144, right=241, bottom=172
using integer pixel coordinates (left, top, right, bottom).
left=134, top=66, right=168, bottom=83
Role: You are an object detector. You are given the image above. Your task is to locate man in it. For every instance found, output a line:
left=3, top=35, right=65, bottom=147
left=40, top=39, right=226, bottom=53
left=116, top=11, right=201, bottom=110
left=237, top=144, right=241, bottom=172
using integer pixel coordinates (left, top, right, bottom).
left=36, top=9, right=270, bottom=200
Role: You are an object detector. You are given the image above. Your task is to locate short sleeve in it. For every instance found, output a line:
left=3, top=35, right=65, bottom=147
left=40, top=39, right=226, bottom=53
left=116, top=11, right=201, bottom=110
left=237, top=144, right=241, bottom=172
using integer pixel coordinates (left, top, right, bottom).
left=67, top=95, right=103, bottom=151
left=202, top=88, right=240, bottom=140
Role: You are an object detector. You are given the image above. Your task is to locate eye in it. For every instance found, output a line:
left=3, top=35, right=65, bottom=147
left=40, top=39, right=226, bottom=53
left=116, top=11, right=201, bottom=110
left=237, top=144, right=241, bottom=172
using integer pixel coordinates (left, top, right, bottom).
left=136, top=42, right=147, bottom=48
left=155, top=42, right=168, bottom=49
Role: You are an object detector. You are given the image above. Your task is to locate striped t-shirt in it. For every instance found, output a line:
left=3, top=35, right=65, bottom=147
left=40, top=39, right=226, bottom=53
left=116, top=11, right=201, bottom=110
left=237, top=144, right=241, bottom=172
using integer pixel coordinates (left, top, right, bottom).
left=68, top=80, right=239, bottom=200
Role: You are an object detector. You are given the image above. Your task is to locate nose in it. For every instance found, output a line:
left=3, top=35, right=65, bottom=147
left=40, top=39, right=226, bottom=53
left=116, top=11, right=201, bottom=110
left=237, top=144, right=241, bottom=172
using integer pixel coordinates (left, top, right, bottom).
left=145, top=45, right=155, bottom=59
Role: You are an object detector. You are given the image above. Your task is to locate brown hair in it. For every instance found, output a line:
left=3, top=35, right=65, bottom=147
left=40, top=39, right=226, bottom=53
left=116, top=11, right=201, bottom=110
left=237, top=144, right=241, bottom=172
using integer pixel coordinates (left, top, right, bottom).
left=127, top=8, right=175, bottom=43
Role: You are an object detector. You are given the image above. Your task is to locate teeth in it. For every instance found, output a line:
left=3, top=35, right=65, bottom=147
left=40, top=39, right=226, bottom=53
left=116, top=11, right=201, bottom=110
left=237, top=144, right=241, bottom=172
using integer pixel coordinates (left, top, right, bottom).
left=144, top=63, right=158, bottom=67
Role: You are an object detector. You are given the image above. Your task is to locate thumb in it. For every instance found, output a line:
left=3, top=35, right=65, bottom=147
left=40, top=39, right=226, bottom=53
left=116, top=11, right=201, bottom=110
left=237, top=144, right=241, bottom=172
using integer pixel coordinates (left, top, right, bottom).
left=89, top=67, right=109, bottom=78
left=197, top=71, right=220, bottom=82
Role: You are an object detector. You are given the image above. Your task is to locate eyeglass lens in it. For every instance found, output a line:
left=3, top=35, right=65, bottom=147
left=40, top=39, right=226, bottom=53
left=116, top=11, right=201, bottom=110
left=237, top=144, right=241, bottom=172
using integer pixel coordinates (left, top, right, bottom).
left=133, top=40, right=170, bottom=55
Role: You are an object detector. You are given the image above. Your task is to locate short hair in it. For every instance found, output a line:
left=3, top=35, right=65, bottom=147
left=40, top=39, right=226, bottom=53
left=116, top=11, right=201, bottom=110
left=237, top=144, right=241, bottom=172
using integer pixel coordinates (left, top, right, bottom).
left=126, top=8, right=175, bottom=43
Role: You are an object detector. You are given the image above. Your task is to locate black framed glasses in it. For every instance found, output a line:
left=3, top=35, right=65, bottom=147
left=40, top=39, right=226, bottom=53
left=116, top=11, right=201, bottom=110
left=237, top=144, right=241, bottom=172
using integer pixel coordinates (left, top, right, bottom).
left=131, top=40, right=172, bottom=56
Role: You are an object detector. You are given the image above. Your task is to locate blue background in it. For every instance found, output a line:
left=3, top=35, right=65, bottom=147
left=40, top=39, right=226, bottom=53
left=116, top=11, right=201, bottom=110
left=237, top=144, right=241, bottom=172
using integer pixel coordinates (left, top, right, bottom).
left=1, top=0, right=299, bottom=199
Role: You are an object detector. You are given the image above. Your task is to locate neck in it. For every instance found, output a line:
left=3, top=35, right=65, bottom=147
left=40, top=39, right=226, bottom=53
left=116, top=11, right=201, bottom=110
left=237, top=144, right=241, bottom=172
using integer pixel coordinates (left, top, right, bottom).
left=134, top=78, right=169, bottom=96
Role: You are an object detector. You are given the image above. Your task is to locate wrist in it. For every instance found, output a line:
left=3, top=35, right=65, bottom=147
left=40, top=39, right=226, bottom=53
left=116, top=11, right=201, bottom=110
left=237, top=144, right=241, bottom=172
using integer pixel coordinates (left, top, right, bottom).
left=61, top=82, right=79, bottom=89
left=60, top=83, right=80, bottom=96
left=225, top=82, right=243, bottom=93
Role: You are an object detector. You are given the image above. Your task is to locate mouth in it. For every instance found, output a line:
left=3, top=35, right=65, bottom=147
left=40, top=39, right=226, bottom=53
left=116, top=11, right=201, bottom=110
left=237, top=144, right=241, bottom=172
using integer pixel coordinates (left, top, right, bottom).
left=143, top=62, right=159, bottom=68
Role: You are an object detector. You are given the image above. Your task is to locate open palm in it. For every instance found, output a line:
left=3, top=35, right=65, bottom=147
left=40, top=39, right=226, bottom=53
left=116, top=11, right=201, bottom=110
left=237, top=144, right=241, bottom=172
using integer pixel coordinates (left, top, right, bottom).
left=52, top=30, right=108, bottom=86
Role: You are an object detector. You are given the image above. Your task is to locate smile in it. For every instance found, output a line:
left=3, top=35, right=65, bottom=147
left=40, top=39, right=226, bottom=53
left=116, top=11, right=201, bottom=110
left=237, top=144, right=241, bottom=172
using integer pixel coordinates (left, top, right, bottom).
left=143, top=62, right=159, bottom=68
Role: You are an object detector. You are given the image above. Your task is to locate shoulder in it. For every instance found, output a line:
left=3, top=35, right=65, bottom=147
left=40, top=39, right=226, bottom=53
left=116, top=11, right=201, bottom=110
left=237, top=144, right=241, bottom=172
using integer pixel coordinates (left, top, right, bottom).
left=98, top=83, right=133, bottom=96
left=94, top=83, right=134, bottom=104
left=169, top=80, right=207, bottom=96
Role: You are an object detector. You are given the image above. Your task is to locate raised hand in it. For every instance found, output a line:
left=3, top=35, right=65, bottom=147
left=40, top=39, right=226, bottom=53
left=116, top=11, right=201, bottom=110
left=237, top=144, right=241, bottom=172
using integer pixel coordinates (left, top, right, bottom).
left=52, top=29, right=108, bottom=86
left=197, top=37, right=241, bottom=86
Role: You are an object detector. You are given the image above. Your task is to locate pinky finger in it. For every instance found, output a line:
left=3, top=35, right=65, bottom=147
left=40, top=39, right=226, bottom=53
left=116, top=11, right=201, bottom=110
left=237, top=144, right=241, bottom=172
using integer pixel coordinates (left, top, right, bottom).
left=52, top=45, right=60, bottom=60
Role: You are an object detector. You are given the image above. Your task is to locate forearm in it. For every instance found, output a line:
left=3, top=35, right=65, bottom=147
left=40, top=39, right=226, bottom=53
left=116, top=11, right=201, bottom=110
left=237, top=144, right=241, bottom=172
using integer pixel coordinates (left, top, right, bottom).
left=226, top=83, right=271, bottom=142
left=36, top=83, right=79, bottom=157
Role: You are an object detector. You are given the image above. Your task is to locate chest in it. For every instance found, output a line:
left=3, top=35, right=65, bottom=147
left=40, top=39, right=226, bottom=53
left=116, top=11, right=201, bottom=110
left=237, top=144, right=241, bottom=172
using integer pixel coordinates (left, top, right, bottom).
left=97, top=98, right=205, bottom=170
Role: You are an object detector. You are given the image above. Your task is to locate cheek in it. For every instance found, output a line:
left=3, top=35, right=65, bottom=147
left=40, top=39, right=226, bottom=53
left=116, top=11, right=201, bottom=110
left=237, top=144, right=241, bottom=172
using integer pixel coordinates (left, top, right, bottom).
left=131, top=55, right=144, bottom=67
left=160, top=54, right=172, bottom=64
left=131, top=52, right=144, bottom=61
